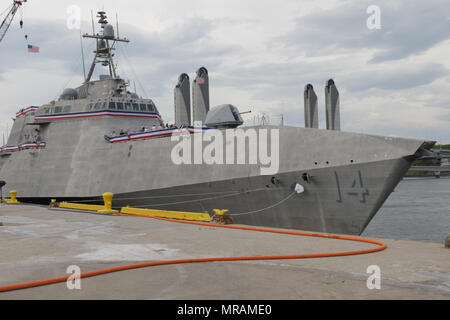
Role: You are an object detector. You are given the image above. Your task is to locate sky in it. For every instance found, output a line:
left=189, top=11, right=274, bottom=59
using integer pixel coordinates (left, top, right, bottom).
left=1, top=0, right=450, bottom=143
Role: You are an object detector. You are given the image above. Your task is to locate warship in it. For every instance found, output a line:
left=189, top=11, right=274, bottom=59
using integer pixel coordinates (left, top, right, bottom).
left=0, top=11, right=433, bottom=235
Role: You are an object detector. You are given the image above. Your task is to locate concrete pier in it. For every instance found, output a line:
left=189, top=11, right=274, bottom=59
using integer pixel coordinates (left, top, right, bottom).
left=0, top=204, right=448, bottom=299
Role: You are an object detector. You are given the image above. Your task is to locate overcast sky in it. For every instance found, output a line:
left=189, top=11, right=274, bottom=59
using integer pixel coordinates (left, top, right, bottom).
left=1, top=0, right=449, bottom=143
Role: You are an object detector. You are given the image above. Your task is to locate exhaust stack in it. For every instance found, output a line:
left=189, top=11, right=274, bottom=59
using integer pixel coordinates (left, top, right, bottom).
left=325, top=79, right=340, bottom=131
left=192, top=67, right=210, bottom=123
left=174, top=73, right=191, bottom=126
left=304, top=84, right=318, bottom=128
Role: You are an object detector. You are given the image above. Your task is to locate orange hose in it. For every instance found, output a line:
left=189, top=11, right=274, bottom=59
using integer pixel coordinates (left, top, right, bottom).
left=0, top=214, right=387, bottom=293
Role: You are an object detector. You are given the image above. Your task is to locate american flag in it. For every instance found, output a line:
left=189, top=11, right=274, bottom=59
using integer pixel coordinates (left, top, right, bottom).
left=196, top=76, right=205, bottom=85
left=27, top=45, right=39, bottom=53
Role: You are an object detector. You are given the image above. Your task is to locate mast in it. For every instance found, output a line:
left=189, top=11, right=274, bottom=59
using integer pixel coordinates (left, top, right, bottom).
left=82, top=11, right=129, bottom=83
left=79, top=30, right=86, bottom=81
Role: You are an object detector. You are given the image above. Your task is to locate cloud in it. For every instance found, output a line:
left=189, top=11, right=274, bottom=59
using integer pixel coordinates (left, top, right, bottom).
left=1, top=1, right=450, bottom=143
left=277, top=0, right=450, bottom=63
left=113, top=17, right=242, bottom=98
left=0, top=16, right=241, bottom=96
left=0, top=19, right=85, bottom=81
left=342, top=63, right=449, bottom=91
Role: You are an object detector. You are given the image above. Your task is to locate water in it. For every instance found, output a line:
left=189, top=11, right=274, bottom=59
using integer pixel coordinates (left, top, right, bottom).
left=362, top=176, right=450, bottom=243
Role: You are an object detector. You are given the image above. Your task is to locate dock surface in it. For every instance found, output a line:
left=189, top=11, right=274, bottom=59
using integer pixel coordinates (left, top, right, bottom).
left=0, top=204, right=448, bottom=299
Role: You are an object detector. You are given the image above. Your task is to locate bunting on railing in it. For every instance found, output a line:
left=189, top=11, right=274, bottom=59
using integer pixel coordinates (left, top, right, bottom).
left=0, top=141, right=46, bottom=154
left=105, top=126, right=214, bottom=143
left=16, top=106, right=39, bottom=118
left=34, top=110, right=162, bottom=121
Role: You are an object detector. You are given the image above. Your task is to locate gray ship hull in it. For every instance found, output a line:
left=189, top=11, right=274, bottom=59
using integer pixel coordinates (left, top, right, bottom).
left=0, top=121, right=427, bottom=235
left=90, top=156, right=411, bottom=235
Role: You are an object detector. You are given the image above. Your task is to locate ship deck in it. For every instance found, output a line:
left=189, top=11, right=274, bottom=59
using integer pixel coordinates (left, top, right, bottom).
left=0, top=203, right=448, bottom=299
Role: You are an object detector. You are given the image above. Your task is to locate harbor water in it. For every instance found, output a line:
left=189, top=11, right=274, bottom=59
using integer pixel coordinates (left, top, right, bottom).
left=362, top=176, right=450, bottom=243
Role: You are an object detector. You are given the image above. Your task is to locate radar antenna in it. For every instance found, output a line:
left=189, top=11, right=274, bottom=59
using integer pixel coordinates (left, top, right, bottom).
left=82, top=11, right=129, bottom=82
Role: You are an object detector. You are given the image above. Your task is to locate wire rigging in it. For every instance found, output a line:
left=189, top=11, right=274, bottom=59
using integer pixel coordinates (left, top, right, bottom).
left=118, top=43, right=149, bottom=97
left=54, top=40, right=96, bottom=100
left=61, top=187, right=294, bottom=217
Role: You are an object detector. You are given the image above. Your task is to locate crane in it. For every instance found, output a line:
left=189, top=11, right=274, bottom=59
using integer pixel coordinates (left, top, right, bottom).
left=0, top=0, right=26, bottom=44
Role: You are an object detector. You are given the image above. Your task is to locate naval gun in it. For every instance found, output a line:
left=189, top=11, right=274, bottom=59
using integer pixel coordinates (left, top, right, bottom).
left=204, top=104, right=244, bottom=128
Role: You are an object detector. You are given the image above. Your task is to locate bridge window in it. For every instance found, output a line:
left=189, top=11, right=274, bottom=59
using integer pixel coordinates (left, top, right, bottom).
left=117, top=102, right=124, bottom=110
left=86, top=103, right=92, bottom=111
left=147, top=103, right=155, bottom=112
left=94, top=102, right=102, bottom=110
left=124, top=102, right=132, bottom=111
left=132, top=103, right=139, bottom=111
left=54, top=106, right=62, bottom=113
left=63, top=105, right=71, bottom=113
left=139, top=104, right=147, bottom=111
left=109, top=102, right=116, bottom=109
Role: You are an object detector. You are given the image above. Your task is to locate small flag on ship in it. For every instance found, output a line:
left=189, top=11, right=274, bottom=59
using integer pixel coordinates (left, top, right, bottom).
left=196, top=77, right=205, bottom=85
left=27, top=45, right=39, bottom=53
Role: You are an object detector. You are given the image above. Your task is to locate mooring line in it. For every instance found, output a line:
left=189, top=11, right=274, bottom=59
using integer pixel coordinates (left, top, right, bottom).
left=0, top=212, right=387, bottom=293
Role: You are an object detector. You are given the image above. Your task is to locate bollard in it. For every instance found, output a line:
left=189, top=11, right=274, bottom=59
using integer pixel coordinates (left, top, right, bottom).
left=7, top=190, right=20, bottom=204
left=0, top=180, right=5, bottom=203
left=445, top=236, right=450, bottom=249
left=49, top=199, right=58, bottom=208
left=97, top=192, right=118, bottom=214
left=211, top=209, right=233, bottom=224
left=213, top=209, right=229, bottom=215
